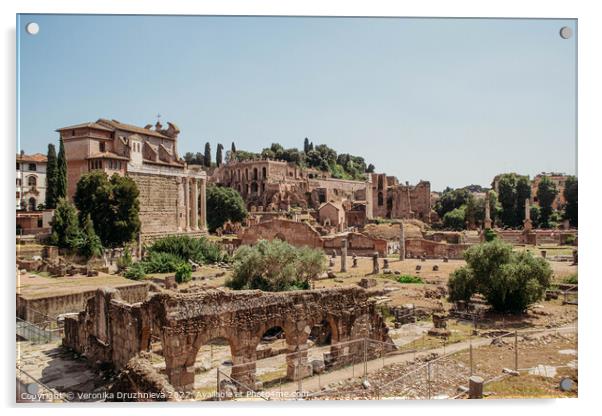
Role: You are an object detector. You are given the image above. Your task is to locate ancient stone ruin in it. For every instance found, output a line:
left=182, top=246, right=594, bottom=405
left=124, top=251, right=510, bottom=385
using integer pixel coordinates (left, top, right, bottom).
left=63, top=286, right=393, bottom=393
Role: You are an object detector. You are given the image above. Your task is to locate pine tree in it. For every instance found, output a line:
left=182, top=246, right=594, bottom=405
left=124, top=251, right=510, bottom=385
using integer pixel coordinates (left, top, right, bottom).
left=216, top=143, right=224, bottom=167
left=45, top=143, right=58, bottom=209
left=56, top=137, right=67, bottom=200
left=204, top=142, right=212, bottom=167
left=304, top=137, right=310, bottom=153
left=231, top=142, right=236, bottom=154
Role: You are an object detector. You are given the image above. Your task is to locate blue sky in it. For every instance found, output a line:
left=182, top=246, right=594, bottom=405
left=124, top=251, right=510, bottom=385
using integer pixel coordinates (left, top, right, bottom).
left=17, top=15, right=576, bottom=191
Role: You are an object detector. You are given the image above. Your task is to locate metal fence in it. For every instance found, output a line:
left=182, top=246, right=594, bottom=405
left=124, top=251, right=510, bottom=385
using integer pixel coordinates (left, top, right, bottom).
left=16, top=317, right=62, bottom=344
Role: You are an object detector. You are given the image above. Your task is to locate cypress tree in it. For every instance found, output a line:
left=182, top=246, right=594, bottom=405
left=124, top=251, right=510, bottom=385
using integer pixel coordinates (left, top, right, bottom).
left=56, top=137, right=67, bottom=200
left=204, top=142, right=212, bottom=167
left=45, top=143, right=58, bottom=209
left=216, top=143, right=224, bottom=167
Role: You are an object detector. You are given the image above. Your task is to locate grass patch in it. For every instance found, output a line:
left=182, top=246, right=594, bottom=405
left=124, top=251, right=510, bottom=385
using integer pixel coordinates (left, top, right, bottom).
left=485, top=373, right=577, bottom=399
left=396, top=274, right=424, bottom=284
left=563, top=273, right=578, bottom=285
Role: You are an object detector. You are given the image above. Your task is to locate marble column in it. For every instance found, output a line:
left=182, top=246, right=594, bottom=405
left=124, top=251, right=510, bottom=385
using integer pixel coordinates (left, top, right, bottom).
left=484, top=191, right=492, bottom=230
left=191, top=179, right=199, bottom=231
left=184, top=177, right=190, bottom=231
left=200, top=178, right=207, bottom=231
left=399, top=223, right=405, bottom=261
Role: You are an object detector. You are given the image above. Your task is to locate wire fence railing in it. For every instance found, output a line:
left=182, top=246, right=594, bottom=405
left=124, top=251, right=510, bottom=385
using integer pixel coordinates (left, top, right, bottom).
left=200, top=322, right=576, bottom=401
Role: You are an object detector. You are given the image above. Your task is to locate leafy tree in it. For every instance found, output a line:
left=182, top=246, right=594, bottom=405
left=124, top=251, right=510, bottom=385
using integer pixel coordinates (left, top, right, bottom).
left=564, top=176, right=578, bottom=227
left=206, top=185, right=248, bottom=232
left=435, top=187, right=471, bottom=218
left=226, top=239, right=326, bottom=291
left=536, top=176, right=558, bottom=228
left=183, top=152, right=194, bottom=164
left=216, top=143, right=224, bottom=167
left=530, top=205, right=541, bottom=228
left=204, top=142, right=212, bottom=167
left=465, top=196, right=485, bottom=228
left=448, top=240, right=552, bottom=312
left=45, top=143, right=58, bottom=209
left=74, top=171, right=140, bottom=247
left=366, top=163, right=375, bottom=173
left=50, top=198, right=80, bottom=249
left=443, top=206, right=466, bottom=231
left=496, top=173, right=531, bottom=227
left=56, top=137, right=67, bottom=201
left=483, top=228, right=497, bottom=242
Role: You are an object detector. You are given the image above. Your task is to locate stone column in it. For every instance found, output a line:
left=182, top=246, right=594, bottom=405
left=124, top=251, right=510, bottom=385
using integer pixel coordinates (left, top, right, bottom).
left=191, top=179, right=199, bottom=231
left=468, top=375, right=484, bottom=399
left=340, top=238, right=348, bottom=273
left=399, top=222, right=405, bottom=261
left=484, top=191, right=492, bottom=229
left=372, top=253, right=380, bottom=274
left=523, top=198, right=532, bottom=232
left=184, top=177, right=190, bottom=231
left=200, top=178, right=207, bottom=231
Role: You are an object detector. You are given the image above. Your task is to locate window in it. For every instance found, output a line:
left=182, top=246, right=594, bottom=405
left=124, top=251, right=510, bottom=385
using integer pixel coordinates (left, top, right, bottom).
left=16, top=162, right=20, bottom=170
left=37, top=218, right=43, bottom=228
left=28, top=176, right=37, bottom=187
left=16, top=178, right=21, bottom=186
left=28, top=163, right=36, bottom=171
left=99, top=142, right=106, bottom=152
left=71, top=130, right=76, bottom=136
left=28, top=197, right=36, bottom=211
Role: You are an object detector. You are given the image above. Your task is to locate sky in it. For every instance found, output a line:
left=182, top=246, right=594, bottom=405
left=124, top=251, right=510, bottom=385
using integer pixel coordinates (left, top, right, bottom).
left=17, top=15, right=576, bottom=191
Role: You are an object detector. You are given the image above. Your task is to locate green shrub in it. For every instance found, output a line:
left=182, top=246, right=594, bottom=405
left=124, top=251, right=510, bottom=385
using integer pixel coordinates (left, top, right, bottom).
left=147, top=235, right=225, bottom=264
left=396, top=275, right=424, bottom=284
left=483, top=228, right=497, bottom=242
left=123, top=262, right=146, bottom=280
left=175, top=263, right=192, bottom=284
left=447, top=240, right=552, bottom=313
left=142, top=251, right=185, bottom=274
left=226, top=239, right=326, bottom=292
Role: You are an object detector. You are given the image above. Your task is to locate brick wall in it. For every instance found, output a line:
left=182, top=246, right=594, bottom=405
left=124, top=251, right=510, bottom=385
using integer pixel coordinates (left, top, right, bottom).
left=128, top=172, right=181, bottom=234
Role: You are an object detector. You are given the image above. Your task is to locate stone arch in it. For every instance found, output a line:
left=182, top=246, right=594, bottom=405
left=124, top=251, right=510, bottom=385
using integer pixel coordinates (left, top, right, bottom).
left=274, top=232, right=286, bottom=242
left=28, top=197, right=37, bottom=211
left=251, top=182, right=258, bottom=193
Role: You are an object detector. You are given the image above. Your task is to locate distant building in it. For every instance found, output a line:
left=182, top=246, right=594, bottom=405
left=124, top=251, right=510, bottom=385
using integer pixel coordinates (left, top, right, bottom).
left=531, top=172, right=568, bottom=210
left=370, top=173, right=431, bottom=222
left=16, top=152, right=47, bottom=211
left=56, top=118, right=207, bottom=241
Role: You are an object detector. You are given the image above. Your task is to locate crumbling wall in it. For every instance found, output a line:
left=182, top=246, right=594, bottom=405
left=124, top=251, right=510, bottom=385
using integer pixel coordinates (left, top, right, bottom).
left=63, top=286, right=392, bottom=392
left=238, top=218, right=324, bottom=249
left=405, top=238, right=470, bottom=259
left=107, top=355, right=180, bottom=402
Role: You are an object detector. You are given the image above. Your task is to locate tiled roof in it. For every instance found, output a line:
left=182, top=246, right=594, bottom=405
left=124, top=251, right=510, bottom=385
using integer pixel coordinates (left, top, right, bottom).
left=97, top=119, right=171, bottom=139
left=86, top=151, right=130, bottom=161
left=16, top=153, right=47, bottom=163
left=56, top=122, right=114, bottom=132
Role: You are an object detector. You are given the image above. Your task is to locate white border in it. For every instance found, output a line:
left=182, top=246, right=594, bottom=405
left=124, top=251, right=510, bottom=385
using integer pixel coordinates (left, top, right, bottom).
left=2, top=1, right=600, bottom=416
